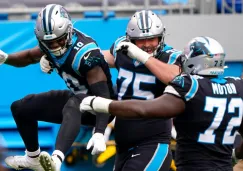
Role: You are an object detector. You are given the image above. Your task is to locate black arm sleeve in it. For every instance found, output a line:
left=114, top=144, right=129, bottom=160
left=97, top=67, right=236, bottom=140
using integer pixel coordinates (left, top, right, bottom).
left=89, top=81, right=111, bottom=134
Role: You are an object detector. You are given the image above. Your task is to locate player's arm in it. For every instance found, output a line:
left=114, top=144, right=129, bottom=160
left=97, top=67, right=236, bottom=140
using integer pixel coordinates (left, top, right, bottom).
left=80, top=49, right=112, bottom=155
left=81, top=75, right=190, bottom=119
left=87, top=66, right=111, bottom=134
left=86, top=65, right=110, bottom=98
left=145, top=57, right=180, bottom=84
left=4, top=46, right=43, bottom=67
left=81, top=93, right=184, bottom=118
left=80, top=49, right=112, bottom=134
left=110, top=94, right=184, bottom=118
left=116, top=42, right=180, bottom=84
left=102, top=50, right=115, bottom=68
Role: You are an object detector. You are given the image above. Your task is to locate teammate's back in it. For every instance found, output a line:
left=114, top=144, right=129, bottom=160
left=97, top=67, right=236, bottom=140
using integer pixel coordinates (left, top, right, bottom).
left=173, top=75, right=243, bottom=169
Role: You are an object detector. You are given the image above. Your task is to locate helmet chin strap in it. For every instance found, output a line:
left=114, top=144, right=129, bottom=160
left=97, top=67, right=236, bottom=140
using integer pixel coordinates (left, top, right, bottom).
left=154, top=31, right=167, bottom=57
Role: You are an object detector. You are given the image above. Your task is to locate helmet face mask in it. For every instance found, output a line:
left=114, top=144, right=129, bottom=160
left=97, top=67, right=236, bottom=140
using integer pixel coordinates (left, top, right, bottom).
left=35, top=4, right=73, bottom=57
left=42, top=33, right=68, bottom=56
left=126, top=10, right=166, bottom=55
left=182, top=37, right=225, bottom=76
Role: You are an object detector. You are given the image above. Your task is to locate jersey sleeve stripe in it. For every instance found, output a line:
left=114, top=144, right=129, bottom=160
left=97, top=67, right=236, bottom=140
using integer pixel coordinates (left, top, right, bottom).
left=113, top=36, right=126, bottom=59
left=185, top=76, right=199, bottom=101
left=72, top=42, right=99, bottom=75
left=168, top=51, right=182, bottom=64
left=163, top=44, right=173, bottom=51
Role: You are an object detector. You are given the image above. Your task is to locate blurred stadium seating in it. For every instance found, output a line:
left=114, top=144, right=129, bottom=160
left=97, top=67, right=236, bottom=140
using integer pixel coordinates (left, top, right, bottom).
left=0, top=0, right=196, bottom=20
left=0, top=0, right=188, bottom=8
left=0, top=0, right=241, bottom=20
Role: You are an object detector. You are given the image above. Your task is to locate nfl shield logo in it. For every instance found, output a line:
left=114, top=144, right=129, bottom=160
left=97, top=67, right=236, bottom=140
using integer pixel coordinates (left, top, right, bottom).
left=133, top=59, right=143, bottom=67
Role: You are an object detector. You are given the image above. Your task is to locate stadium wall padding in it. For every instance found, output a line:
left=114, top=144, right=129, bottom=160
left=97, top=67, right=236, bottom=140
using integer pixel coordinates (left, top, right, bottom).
left=0, top=18, right=242, bottom=106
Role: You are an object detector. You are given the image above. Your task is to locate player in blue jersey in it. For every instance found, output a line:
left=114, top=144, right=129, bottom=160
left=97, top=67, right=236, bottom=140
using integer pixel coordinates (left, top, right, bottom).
left=101, top=10, right=181, bottom=171
left=81, top=37, right=243, bottom=171
left=0, top=4, right=114, bottom=171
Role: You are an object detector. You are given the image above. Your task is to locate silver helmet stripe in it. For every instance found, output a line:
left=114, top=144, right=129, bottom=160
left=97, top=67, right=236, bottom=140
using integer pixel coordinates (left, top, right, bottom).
left=42, top=8, right=48, bottom=33
left=142, top=11, right=146, bottom=32
left=139, top=10, right=149, bottom=33
left=145, top=10, right=149, bottom=32
left=139, top=11, right=145, bottom=33
left=126, top=9, right=165, bottom=48
left=47, top=4, right=56, bottom=34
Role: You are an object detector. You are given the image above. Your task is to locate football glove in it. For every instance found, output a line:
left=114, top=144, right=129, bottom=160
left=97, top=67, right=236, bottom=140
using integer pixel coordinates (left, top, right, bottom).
left=115, top=42, right=152, bottom=64
left=40, top=55, right=53, bottom=74
left=87, top=133, right=106, bottom=155
left=80, top=96, right=113, bottom=114
left=0, top=50, right=8, bottom=64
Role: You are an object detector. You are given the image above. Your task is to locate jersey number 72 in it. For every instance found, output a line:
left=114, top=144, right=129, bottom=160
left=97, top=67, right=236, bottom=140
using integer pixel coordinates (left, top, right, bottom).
left=198, top=97, right=243, bottom=144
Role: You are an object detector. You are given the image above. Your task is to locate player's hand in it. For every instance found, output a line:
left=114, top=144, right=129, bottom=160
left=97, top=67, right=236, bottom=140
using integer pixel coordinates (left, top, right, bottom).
left=0, top=50, right=8, bottom=65
left=40, top=55, right=53, bottom=74
left=80, top=96, right=96, bottom=113
left=80, top=96, right=113, bottom=114
left=87, top=133, right=106, bottom=155
left=115, top=42, right=152, bottom=64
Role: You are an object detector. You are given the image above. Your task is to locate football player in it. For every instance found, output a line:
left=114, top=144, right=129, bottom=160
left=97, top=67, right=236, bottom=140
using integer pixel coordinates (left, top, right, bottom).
left=0, top=4, right=114, bottom=171
left=100, top=10, right=181, bottom=171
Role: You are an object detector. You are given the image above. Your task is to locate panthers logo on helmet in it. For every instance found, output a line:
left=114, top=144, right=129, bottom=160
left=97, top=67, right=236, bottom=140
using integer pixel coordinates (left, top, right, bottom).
left=190, top=41, right=211, bottom=58
left=60, top=7, right=71, bottom=20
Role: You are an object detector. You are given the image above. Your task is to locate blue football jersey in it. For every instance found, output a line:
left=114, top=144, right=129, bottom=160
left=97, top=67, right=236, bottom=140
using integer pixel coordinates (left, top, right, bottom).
left=40, top=29, right=114, bottom=96
left=110, top=36, right=182, bottom=149
left=164, top=75, right=243, bottom=169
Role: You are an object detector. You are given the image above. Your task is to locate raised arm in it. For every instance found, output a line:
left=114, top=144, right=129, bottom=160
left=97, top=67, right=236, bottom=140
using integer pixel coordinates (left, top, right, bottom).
left=115, top=42, right=180, bottom=84
left=4, top=46, right=44, bottom=67
left=145, top=57, right=180, bottom=84
left=102, top=50, right=115, bottom=68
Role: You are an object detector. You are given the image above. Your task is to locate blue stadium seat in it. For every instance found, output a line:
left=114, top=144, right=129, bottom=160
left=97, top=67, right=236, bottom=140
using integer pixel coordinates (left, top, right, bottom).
left=31, top=13, right=38, bottom=20
left=152, top=10, right=167, bottom=15
left=163, top=0, right=188, bottom=5
left=0, top=14, right=8, bottom=20
left=83, top=11, right=115, bottom=18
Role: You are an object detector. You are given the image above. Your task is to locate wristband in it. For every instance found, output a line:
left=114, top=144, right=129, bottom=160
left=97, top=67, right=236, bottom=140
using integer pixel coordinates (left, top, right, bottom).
left=92, top=97, right=113, bottom=113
